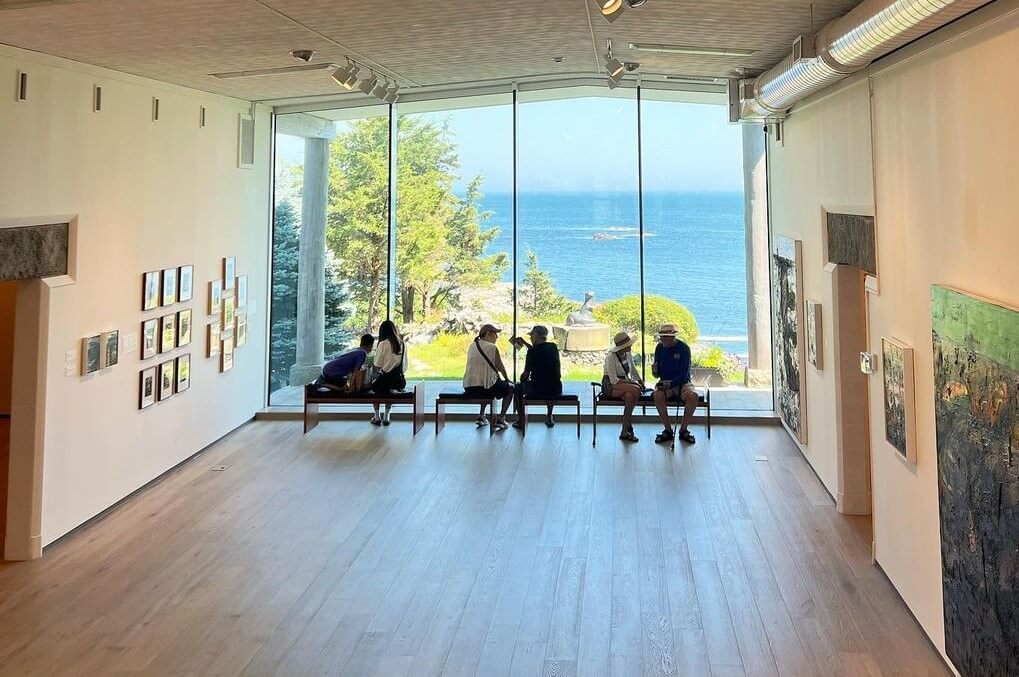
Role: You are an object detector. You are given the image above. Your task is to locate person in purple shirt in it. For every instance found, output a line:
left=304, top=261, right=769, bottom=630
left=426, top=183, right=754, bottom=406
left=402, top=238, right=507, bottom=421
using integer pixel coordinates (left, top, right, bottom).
left=320, top=334, right=375, bottom=389
left=651, top=323, right=699, bottom=445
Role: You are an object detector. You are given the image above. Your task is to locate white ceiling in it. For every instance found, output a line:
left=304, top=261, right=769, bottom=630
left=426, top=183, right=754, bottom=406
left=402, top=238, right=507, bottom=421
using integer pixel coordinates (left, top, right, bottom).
left=0, top=0, right=863, bottom=103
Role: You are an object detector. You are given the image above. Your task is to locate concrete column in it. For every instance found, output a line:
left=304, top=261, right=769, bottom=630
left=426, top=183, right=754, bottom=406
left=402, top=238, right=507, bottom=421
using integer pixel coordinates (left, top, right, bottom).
left=289, top=136, right=329, bottom=386
left=743, top=123, right=772, bottom=382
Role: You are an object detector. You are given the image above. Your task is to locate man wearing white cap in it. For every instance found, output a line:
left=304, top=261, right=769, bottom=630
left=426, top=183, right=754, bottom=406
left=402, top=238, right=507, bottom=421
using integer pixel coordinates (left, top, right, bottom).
left=652, top=323, right=698, bottom=444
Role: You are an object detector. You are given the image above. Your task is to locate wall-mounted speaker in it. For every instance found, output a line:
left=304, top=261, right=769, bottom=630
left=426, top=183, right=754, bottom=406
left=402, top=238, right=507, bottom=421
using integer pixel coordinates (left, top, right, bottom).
left=15, top=70, right=28, bottom=101
left=200, top=105, right=207, bottom=128
left=93, top=85, right=102, bottom=112
left=237, top=113, right=255, bottom=169
left=152, top=97, right=160, bottom=121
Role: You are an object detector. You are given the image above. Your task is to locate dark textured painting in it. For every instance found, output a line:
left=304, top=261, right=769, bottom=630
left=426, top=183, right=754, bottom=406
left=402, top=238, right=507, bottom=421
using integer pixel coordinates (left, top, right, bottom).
left=0, top=223, right=69, bottom=281
left=825, top=212, right=876, bottom=276
left=932, top=285, right=1019, bottom=677
left=881, top=338, right=915, bottom=463
left=772, top=236, right=805, bottom=443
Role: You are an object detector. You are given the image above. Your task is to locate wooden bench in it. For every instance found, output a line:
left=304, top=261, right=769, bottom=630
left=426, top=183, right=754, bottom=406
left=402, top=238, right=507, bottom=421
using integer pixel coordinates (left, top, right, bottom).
left=514, top=393, right=581, bottom=438
left=590, top=382, right=711, bottom=447
left=435, top=392, right=497, bottom=435
left=304, top=382, right=425, bottom=435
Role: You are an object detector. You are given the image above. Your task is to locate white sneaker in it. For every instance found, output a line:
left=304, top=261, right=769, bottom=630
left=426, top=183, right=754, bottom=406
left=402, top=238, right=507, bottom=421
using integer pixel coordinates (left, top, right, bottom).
left=475, top=416, right=489, bottom=427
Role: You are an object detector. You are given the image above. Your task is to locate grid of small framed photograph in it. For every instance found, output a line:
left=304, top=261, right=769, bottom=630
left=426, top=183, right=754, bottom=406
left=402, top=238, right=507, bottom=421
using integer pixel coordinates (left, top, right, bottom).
left=139, top=264, right=194, bottom=409
left=208, top=257, right=247, bottom=373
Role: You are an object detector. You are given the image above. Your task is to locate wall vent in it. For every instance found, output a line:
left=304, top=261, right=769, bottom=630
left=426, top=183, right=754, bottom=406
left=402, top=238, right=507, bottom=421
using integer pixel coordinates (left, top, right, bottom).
left=237, top=114, right=255, bottom=168
left=152, top=97, right=160, bottom=121
left=199, top=105, right=207, bottom=128
left=93, top=85, right=102, bottom=112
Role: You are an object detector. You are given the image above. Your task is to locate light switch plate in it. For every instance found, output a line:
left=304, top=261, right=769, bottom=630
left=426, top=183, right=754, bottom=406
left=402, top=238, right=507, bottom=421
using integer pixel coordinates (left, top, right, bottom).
left=64, top=350, right=77, bottom=376
left=123, top=333, right=138, bottom=354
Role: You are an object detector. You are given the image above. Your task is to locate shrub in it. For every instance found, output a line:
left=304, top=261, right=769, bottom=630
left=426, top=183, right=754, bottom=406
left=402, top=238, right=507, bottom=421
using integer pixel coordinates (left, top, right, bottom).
left=692, top=345, right=745, bottom=384
left=594, top=294, right=699, bottom=344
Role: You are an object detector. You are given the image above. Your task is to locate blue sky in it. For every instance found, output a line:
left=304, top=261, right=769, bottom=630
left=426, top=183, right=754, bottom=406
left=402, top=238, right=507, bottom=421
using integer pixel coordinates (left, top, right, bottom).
left=279, top=97, right=743, bottom=193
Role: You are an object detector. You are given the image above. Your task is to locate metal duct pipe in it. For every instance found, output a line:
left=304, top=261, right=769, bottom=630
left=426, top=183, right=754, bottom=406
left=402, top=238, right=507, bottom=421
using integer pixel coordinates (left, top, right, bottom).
left=738, top=0, right=993, bottom=121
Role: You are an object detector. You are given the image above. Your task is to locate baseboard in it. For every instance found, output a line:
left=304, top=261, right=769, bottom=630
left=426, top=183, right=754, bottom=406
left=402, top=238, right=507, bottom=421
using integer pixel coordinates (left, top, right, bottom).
left=36, top=416, right=254, bottom=557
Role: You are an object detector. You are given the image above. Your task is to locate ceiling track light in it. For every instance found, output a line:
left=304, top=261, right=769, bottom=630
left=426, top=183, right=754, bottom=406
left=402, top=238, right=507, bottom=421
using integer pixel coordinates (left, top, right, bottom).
left=593, top=0, right=646, bottom=23
left=371, top=79, right=389, bottom=99
left=331, top=61, right=355, bottom=88
left=382, top=83, right=399, bottom=104
left=604, top=39, right=625, bottom=83
left=357, top=71, right=379, bottom=95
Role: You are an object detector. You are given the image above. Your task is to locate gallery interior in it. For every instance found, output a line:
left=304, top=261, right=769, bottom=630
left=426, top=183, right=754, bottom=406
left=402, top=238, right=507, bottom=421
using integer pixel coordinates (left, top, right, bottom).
left=0, top=0, right=1016, bottom=675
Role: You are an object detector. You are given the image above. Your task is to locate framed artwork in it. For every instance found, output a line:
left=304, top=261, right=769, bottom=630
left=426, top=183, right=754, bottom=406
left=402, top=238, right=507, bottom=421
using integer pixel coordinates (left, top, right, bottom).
left=209, top=280, right=223, bottom=316
left=160, top=314, right=176, bottom=353
left=221, top=336, right=234, bottom=372
left=176, top=354, right=191, bottom=393
left=141, top=319, right=158, bottom=360
left=179, top=265, right=194, bottom=303
left=236, top=275, right=248, bottom=308
left=207, top=321, right=221, bottom=358
left=158, top=360, right=175, bottom=401
left=223, top=257, right=236, bottom=290
left=100, top=330, right=119, bottom=369
left=235, top=313, right=247, bottom=347
left=177, top=309, right=193, bottom=347
left=771, top=236, right=807, bottom=444
left=805, top=300, right=822, bottom=369
left=931, top=285, right=1019, bottom=675
left=142, top=271, right=160, bottom=311
left=161, top=267, right=178, bottom=306
left=881, top=338, right=916, bottom=464
left=223, top=294, right=235, bottom=328
left=139, top=367, right=157, bottom=409
left=81, top=335, right=101, bottom=375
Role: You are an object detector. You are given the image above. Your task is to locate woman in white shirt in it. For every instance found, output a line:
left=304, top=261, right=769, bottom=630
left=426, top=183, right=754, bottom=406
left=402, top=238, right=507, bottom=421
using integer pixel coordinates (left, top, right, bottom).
left=463, top=323, right=514, bottom=431
left=603, top=331, right=644, bottom=442
left=370, top=320, right=407, bottom=426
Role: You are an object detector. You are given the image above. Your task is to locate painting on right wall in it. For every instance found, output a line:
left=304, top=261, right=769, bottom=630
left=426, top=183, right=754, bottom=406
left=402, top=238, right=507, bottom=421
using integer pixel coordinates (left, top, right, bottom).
left=932, top=285, right=1019, bottom=677
left=772, top=236, right=806, bottom=443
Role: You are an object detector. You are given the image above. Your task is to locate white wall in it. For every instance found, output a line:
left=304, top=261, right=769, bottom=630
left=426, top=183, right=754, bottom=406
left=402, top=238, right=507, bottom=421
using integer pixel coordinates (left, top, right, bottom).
left=0, top=45, right=270, bottom=546
left=769, top=3, right=1019, bottom=669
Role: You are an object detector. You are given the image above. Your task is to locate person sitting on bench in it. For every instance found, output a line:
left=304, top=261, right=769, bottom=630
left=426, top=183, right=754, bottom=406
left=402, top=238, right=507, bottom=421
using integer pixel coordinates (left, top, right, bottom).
left=370, top=320, right=407, bottom=427
left=603, top=331, right=645, bottom=443
left=510, top=325, right=563, bottom=428
left=463, top=323, right=514, bottom=432
left=317, top=334, right=375, bottom=392
left=651, top=323, right=698, bottom=445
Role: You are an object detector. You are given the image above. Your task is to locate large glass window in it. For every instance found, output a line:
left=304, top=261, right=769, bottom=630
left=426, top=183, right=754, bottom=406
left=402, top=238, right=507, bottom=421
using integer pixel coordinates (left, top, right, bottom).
left=269, top=89, right=772, bottom=411
left=517, top=92, right=641, bottom=397
left=269, top=106, right=389, bottom=405
left=394, top=95, right=513, bottom=389
left=641, top=98, right=771, bottom=410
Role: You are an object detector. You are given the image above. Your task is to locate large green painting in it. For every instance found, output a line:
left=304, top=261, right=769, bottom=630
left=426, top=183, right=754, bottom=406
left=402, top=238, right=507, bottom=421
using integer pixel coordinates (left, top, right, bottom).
left=932, top=285, right=1019, bottom=677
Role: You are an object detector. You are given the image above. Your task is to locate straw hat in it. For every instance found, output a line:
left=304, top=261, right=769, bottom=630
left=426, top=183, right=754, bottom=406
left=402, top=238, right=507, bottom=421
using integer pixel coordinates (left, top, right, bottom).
left=611, top=331, right=636, bottom=352
left=657, top=323, right=678, bottom=337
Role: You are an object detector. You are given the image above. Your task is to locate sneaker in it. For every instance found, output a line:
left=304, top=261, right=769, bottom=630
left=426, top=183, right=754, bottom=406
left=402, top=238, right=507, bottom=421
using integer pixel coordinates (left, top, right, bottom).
left=370, top=416, right=382, bottom=426
left=619, top=431, right=639, bottom=443
left=493, top=419, right=509, bottom=432
left=475, top=416, right=489, bottom=428
left=545, top=415, right=555, bottom=428
left=655, top=430, right=675, bottom=444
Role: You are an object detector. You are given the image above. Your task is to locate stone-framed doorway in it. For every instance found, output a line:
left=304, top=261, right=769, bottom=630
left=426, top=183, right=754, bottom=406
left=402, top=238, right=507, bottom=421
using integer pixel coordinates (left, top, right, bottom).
left=1, top=215, right=76, bottom=560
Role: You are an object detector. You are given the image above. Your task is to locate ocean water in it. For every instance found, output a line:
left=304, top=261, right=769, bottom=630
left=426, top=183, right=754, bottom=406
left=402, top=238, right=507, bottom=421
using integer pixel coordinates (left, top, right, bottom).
left=477, top=190, right=748, bottom=355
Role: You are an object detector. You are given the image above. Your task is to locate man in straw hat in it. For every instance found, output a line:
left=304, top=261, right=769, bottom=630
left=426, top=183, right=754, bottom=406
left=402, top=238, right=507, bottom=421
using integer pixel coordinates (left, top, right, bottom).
left=602, top=330, right=645, bottom=443
left=651, top=323, right=698, bottom=444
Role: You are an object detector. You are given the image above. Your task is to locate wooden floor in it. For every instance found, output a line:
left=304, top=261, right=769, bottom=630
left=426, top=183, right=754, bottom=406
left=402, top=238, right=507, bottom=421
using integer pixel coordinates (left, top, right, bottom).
left=0, top=421, right=948, bottom=677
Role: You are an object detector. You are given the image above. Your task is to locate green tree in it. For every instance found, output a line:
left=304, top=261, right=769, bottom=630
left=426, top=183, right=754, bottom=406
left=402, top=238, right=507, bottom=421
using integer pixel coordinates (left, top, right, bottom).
left=324, top=115, right=508, bottom=331
left=519, top=248, right=573, bottom=320
left=270, top=199, right=354, bottom=392
left=594, top=294, right=699, bottom=343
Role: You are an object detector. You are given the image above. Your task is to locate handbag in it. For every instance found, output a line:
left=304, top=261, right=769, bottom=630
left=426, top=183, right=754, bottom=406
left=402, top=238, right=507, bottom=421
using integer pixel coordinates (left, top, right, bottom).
left=601, top=353, right=631, bottom=395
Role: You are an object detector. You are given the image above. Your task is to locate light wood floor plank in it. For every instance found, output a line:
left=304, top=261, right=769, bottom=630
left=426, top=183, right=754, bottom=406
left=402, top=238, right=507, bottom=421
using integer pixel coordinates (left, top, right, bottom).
left=0, top=421, right=950, bottom=677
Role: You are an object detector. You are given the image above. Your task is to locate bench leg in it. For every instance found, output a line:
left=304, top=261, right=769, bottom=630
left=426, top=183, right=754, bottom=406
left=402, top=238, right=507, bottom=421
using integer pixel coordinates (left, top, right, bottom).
left=304, top=401, right=319, bottom=434
left=707, top=400, right=711, bottom=439
left=489, top=399, right=497, bottom=436
left=436, top=400, right=446, bottom=435
left=576, top=401, right=581, bottom=439
left=592, top=394, right=598, bottom=447
left=520, top=402, right=527, bottom=436
left=413, top=385, right=425, bottom=435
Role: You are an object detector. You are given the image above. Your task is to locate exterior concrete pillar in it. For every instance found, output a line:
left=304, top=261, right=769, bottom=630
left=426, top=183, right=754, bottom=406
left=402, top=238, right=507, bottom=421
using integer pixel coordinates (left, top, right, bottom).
left=289, top=136, right=329, bottom=386
left=743, top=124, right=772, bottom=383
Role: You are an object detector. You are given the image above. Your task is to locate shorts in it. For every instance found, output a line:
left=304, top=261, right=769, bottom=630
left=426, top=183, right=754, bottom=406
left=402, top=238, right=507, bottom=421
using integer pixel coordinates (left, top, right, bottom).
left=515, top=381, right=563, bottom=399
left=659, top=382, right=698, bottom=401
left=465, top=381, right=513, bottom=399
